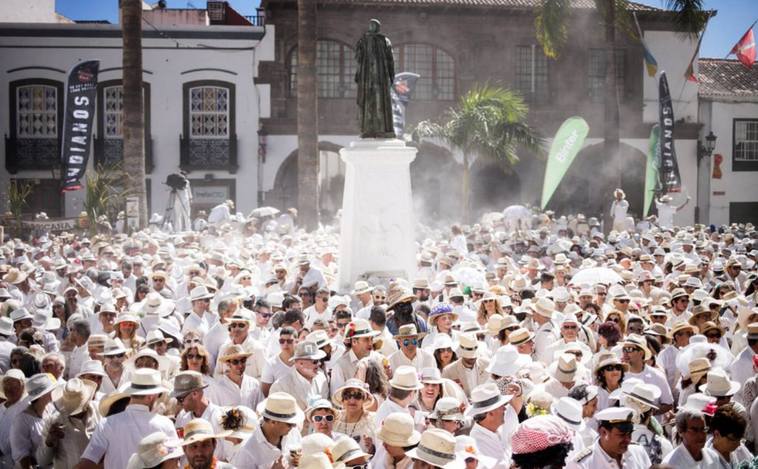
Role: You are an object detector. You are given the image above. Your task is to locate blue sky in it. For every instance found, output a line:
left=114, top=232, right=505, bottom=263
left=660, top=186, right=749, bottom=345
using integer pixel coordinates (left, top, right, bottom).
left=56, top=0, right=758, bottom=59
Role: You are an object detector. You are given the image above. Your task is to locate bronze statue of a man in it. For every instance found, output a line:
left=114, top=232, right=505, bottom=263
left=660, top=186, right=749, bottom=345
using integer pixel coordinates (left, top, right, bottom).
left=355, top=19, right=396, bottom=139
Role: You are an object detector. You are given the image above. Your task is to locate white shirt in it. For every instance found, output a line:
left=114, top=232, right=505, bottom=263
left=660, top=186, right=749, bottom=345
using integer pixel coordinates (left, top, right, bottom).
left=207, top=374, right=264, bottom=409
left=213, top=336, right=268, bottom=380
left=183, top=311, right=211, bottom=338
left=662, top=445, right=720, bottom=469
left=632, top=423, right=673, bottom=465
left=658, top=345, right=682, bottom=394
left=208, top=203, right=231, bottom=224
left=656, top=202, right=677, bottom=229
left=375, top=399, right=425, bottom=431
left=10, top=404, right=51, bottom=465
left=388, top=348, right=436, bottom=373
left=612, top=200, right=629, bottom=224
left=567, top=440, right=651, bottom=469
left=0, top=399, right=27, bottom=467
left=175, top=402, right=226, bottom=459
left=81, top=404, right=177, bottom=468
left=269, top=367, right=329, bottom=410
left=731, top=346, right=755, bottom=404
left=203, top=320, right=232, bottom=369
left=303, top=305, right=333, bottom=329
left=626, top=365, right=674, bottom=408
left=470, top=424, right=510, bottom=469
left=261, top=354, right=294, bottom=385
left=231, top=421, right=301, bottom=469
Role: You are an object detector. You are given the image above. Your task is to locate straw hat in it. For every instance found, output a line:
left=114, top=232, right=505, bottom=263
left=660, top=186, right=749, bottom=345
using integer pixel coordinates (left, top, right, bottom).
left=430, top=396, right=465, bottom=422
left=622, top=334, right=652, bottom=361
left=99, top=338, right=130, bottom=357
left=180, top=418, right=232, bottom=445
left=486, top=344, right=532, bottom=377
left=456, top=333, right=481, bottom=359
left=218, top=344, right=253, bottom=363
left=218, top=406, right=258, bottom=440
left=4, top=268, right=27, bottom=285
left=530, top=298, right=555, bottom=319
left=123, top=369, right=169, bottom=396
left=260, top=392, right=304, bottom=424
left=126, top=432, right=183, bottom=469
left=428, top=304, right=458, bottom=327
left=301, top=454, right=345, bottom=469
left=52, top=378, right=97, bottom=416
left=25, top=373, right=60, bottom=402
left=331, top=379, right=375, bottom=409
left=548, top=354, right=585, bottom=384
left=700, top=321, right=726, bottom=337
left=390, top=365, right=424, bottom=391
left=667, top=320, right=698, bottom=339
left=699, top=368, right=741, bottom=397
left=145, top=330, right=174, bottom=346
left=684, top=357, right=712, bottom=382
left=125, top=348, right=170, bottom=372
left=621, top=382, right=661, bottom=410
left=290, top=340, right=327, bottom=362
left=508, top=328, right=535, bottom=347
left=386, top=282, right=416, bottom=310
left=343, top=318, right=380, bottom=340
left=393, top=324, right=426, bottom=341
left=332, top=435, right=371, bottom=465
left=189, top=286, right=214, bottom=301
left=171, top=371, right=210, bottom=398
left=406, top=429, right=464, bottom=469
left=464, top=383, right=513, bottom=418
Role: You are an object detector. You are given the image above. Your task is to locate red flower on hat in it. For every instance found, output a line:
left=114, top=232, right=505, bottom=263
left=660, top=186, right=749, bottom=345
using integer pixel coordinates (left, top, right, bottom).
left=704, top=403, right=718, bottom=416
left=465, top=446, right=476, bottom=455
left=346, top=322, right=356, bottom=338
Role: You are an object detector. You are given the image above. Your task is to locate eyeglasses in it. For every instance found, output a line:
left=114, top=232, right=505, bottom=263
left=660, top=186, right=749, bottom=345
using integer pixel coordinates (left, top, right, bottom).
left=300, top=292, right=312, bottom=297
left=106, top=353, right=126, bottom=359
left=228, top=358, right=248, bottom=366
left=186, top=354, right=203, bottom=361
left=337, top=323, right=350, bottom=329
left=279, top=338, right=295, bottom=344
left=184, top=338, right=201, bottom=344
left=342, top=392, right=365, bottom=401
left=628, top=327, right=644, bottom=334
left=685, top=426, right=709, bottom=434
left=311, top=414, right=334, bottom=423
left=706, top=333, right=722, bottom=339
left=438, top=348, right=453, bottom=354
left=402, top=339, right=419, bottom=346
left=604, top=364, right=624, bottom=372
left=483, top=299, right=495, bottom=304
left=622, top=346, right=640, bottom=353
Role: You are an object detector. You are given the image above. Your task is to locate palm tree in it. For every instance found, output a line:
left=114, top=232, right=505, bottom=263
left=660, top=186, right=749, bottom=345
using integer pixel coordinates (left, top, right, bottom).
left=121, top=0, right=148, bottom=229
left=535, top=0, right=706, bottom=233
left=413, top=84, right=545, bottom=222
left=296, top=0, right=319, bottom=230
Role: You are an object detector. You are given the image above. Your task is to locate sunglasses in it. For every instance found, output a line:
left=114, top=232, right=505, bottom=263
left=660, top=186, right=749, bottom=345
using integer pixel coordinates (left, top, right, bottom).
left=279, top=338, right=295, bottom=344
left=402, top=339, right=419, bottom=346
left=483, top=299, right=495, bottom=304
left=347, top=465, right=369, bottom=469
left=622, top=346, right=640, bottom=353
left=598, top=292, right=607, bottom=296
left=318, top=297, right=329, bottom=302
left=342, top=392, right=365, bottom=401
left=120, top=322, right=135, bottom=327
left=562, top=325, right=577, bottom=330
left=228, top=358, right=247, bottom=366
left=311, top=415, right=334, bottom=423
left=153, top=279, right=165, bottom=283
left=604, top=364, right=624, bottom=372
left=184, top=338, right=201, bottom=344
left=566, top=351, right=583, bottom=358
left=186, top=354, right=203, bottom=361
left=148, top=342, right=166, bottom=348
left=106, top=353, right=126, bottom=359
left=374, top=296, right=386, bottom=300
left=176, top=393, right=192, bottom=403
left=260, top=313, right=273, bottom=318
left=337, top=323, right=351, bottom=329
left=706, top=333, right=722, bottom=339
left=616, top=299, right=630, bottom=304
left=628, top=327, right=644, bottom=334
left=229, top=323, right=247, bottom=329
left=438, top=347, right=453, bottom=354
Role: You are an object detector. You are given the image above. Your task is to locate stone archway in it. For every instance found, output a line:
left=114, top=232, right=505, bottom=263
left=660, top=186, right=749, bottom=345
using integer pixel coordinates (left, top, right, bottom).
left=269, top=142, right=345, bottom=217
left=547, top=142, right=647, bottom=218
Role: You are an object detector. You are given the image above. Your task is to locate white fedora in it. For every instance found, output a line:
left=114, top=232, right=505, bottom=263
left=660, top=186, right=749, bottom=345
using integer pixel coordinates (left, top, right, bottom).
left=343, top=318, right=380, bottom=340
left=621, top=382, right=661, bottom=410
left=76, top=359, right=107, bottom=378
left=25, top=373, right=61, bottom=402
left=550, top=397, right=585, bottom=431
left=300, top=453, right=345, bottom=469
left=464, top=383, right=513, bottom=418
left=189, top=286, right=214, bottom=301
left=486, top=344, right=532, bottom=377
left=456, top=333, right=481, bottom=359
left=406, top=428, right=464, bottom=469
left=390, top=365, right=424, bottom=391
left=0, top=317, right=14, bottom=336
left=699, top=368, right=741, bottom=397
left=259, top=392, right=304, bottom=424
left=123, top=369, right=168, bottom=396
left=126, top=432, right=183, bottom=469
left=376, top=413, right=421, bottom=447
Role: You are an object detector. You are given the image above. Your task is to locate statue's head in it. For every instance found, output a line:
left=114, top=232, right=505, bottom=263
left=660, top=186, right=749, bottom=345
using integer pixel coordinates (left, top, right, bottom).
left=368, top=19, right=381, bottom=33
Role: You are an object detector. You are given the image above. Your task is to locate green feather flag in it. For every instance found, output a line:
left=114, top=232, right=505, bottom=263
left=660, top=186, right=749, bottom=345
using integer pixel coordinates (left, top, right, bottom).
left=540, top=117, right=589, bottom=210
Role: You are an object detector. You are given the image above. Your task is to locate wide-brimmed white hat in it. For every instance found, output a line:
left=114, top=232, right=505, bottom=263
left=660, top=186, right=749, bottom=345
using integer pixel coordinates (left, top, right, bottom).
left=455, top=435, right=496, bottom=468
left=126, top=432, right=183, bottom=469
left=456, top=333, right=481, bottom=359
left=25, top=373, right=61, bottom=402
left=351, top=281, right=372, bottom=295
left=406, top=428, right=464, bottom=469
left=548, top=354, right=585, bottom=384
left=343, top=318, right=380, bottom=340
left=125, top=348, right=170, bottom=373
left=699, top=368, right=741, bottom=397
left=259, top=392, right=304, bottom=424
left=464, top=383, right=513, bottom=418
left=432, top=333, right=456, bottom=351
left=390, top=365, right=424, bottom=391
left=32, top=309, right=60, bottom=331
left=100, top=338, right=130, bottom=357
left=180, top=418, right=232, bottom=445
left=52, top=378, right=97, bottom=416
left=10, top=308, right=33, bottom=323
left=331, top=379, right=375, bottom=409
left=218, top=406, right=258, bottom=440
left=123, top=369, right=168, bottom=396
left=621, top=382, right=661, bottom=410
left=430, top=396, right=465, bottom=422
left=486, top=344, right=532, bottom=377
left=289, top=340, right=327, bottom=362
left=77, top=359, right=107, bottom=378
left=145, top=330, right=174, bottom=346
left=550, top=397, right=585, bottom=431
left=376, top=413, right=422, bottom=447
left=332, top=435, right=371, bottom=465
left=301, top=453, right=345, bottom=469
left=189, top=285, right=214, bottom=301
left=530, top=298, right=555, bottom=319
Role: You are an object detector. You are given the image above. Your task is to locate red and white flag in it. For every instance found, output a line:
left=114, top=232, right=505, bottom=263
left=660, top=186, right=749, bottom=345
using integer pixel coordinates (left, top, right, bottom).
left=731, top=27, right=756, bottom=69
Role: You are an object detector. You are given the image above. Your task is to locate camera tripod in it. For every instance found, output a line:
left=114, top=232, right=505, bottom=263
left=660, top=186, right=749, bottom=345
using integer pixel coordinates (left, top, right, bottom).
left=163, top=189, right=178, bottom=230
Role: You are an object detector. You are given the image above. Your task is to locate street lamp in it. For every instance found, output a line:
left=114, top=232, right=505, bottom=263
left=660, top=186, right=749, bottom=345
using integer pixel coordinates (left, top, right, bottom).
left=699, top=131, right=717, bottom=161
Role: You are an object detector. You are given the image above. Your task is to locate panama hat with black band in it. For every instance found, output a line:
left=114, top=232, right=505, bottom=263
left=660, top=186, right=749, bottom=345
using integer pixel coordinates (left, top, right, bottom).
left=464, top=383, right=513, bottom=419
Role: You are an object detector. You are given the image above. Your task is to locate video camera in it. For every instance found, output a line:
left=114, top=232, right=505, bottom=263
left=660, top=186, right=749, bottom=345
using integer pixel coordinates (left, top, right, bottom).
left=165, top=173, right=188, bottom=191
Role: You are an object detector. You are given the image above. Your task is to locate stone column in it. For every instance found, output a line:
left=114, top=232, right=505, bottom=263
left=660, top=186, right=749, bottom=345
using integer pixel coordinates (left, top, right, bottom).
left=337, top=139, right=418, bottom=292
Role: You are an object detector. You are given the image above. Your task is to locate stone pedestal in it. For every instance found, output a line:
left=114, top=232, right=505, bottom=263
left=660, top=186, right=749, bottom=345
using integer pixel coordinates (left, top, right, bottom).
left=337, top=139, right=418, bottom=292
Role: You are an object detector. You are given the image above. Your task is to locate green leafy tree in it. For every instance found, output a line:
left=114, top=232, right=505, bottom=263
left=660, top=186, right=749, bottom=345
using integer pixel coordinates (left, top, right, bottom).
left=84, top=164, right=130, bottom=235
left=535, top=0, right=706, bottom=232
left=413, top=84, right=545, bottom=222
left=3, top=180, right=34, bottom=236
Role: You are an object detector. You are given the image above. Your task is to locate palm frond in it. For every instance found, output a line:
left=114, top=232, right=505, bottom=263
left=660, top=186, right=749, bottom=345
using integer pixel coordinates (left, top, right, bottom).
left=535, top=0, right=573, bottom=58
left=664, top=0, right=707, bottom=38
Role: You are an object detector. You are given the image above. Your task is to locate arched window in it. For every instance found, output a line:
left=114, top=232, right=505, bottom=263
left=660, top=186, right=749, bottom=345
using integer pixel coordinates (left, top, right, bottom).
left=392, top=44, right=455, bottom=100
left=16, top=84, right=58, bottom=138
left=289, top=40, right=357, bottom=98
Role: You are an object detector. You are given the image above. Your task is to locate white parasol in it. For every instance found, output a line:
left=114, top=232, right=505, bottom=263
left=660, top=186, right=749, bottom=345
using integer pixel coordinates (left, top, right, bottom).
left=568, top=267, right=623, bottom=287
left=249, top=207, right=280, bottom=218
left=675, top=338, right=734, bottom=377
left=503, top=205, right=531, bottom=219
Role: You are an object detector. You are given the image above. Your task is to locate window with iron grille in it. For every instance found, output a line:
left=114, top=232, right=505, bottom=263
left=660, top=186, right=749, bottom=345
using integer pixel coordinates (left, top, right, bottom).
left=392, top=44, right=455, bottom=101
left=17, top=85, right=57, bottom=137
left=189, top=86, right=229, bottom=138
left=289, top=41, right=357, bottom=98
left=587, top=48, right=626, bottom=102
left=515, top=45, right=549, bottom=103
left=104, top=86, right=124, bottom=138
left=207, top=2, right=224, bottom=21
left=734, top=119, right=758, bottom=171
